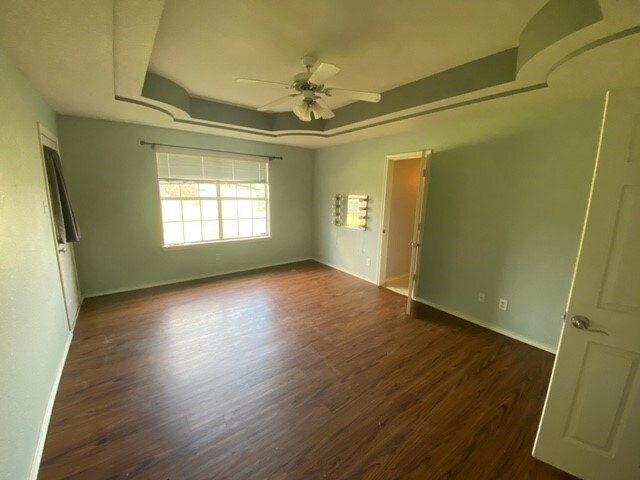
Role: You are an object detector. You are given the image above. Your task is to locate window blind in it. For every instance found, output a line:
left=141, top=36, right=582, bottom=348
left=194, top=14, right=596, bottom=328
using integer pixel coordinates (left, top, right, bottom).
left=156, top=152, right=268, bottom=183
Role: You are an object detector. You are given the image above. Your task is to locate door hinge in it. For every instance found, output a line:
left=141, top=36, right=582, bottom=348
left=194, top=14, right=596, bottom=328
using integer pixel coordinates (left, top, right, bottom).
left=562, top=311, right=567, bottom=320
left=423, top=169, right=427, bottom=176
left=413, top=274, right=416, bottom=280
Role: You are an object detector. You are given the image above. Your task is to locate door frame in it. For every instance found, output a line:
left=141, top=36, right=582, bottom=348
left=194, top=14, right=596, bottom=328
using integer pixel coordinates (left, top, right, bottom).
left=377, top=149, right=432, bottom=313
left=38, top=123, right=82, bottom=331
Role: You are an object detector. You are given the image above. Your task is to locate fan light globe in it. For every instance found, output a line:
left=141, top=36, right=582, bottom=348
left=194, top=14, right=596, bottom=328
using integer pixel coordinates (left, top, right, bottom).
left=293, top=101, right=312, bottom=122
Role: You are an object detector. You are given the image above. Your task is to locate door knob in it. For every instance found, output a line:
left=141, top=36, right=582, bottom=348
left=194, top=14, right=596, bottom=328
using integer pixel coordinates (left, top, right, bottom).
left=409, top=242, right=420, bottom=247
left=58, top=246, right=67, bottom=253
left=571, top=315, right=608, bottom=335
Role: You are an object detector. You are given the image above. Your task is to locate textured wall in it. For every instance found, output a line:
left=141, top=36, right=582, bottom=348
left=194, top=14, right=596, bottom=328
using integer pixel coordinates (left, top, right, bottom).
left=313, top=95, right=604, bottom=350
left=57, top=117, right=315, bottom=296
left=0, top=50, right=71, bottom=480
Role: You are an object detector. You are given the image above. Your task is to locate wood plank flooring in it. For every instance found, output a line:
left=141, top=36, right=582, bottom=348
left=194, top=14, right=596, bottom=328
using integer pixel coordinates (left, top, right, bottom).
left=39, top=260, right=573, bottom=479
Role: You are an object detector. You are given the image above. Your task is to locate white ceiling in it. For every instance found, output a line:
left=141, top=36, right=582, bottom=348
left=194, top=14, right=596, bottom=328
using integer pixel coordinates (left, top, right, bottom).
left=149, top=0, right=546, bottom=110
left=0, top=0, right=638, bottom=148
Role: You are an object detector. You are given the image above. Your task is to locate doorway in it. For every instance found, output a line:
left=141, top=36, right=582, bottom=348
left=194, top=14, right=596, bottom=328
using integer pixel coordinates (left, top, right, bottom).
left=378, top=151, right=431, bottom=313
left=38, top=124, right=82, bottom=331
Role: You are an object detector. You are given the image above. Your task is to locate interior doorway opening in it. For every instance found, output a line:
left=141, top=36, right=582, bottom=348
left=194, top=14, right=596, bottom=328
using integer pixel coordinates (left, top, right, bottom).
left=382, top=157, right=421, bottom=295
left=378, top=150, right=431, bottom=313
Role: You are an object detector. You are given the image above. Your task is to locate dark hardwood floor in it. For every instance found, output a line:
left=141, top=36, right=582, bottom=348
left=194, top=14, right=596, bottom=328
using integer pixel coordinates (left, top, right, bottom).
left=39, top=260, right=573, bottom=479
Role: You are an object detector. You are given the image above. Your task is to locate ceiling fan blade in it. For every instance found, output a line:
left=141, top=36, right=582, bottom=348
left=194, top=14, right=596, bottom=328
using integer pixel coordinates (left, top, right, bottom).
left=237, top=78, right=292, bottom=88
left=324, top=88, right=381, bottom=103
left=257, top=94, right=299, bottom=112
left=314, top=97, right=335, bottom=119
left=308, top=63, right=340, bottom=86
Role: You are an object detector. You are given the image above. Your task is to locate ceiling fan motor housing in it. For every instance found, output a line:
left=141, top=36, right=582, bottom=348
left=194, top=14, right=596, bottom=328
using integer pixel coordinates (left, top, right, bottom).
left=293, top=71, right=318, bottom=93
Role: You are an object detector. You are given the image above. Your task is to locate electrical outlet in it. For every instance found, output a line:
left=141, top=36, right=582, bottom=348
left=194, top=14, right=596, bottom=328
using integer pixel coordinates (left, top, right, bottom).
left=478, top=293, right=485, bottom=303
left=498, top=298, right=509, bottom=311
left=366, top=258, right=371, bottom=266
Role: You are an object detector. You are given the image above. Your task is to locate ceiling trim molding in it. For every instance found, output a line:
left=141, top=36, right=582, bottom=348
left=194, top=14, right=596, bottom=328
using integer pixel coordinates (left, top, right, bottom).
left=113, top=0, right=166, bottom=98
left=139, top=48, right=520, bottom=133
left=327, top=83, right=550, bottom=139
left=516, top=0, right=602, bottom=72
left=117, top=82, right=548, bottom=140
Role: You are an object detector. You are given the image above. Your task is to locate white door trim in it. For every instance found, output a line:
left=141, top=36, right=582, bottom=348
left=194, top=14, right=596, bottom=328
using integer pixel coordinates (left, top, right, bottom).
left=377, top=149, right=433, bottom=315
left=406, top=151, right=432, bottom=314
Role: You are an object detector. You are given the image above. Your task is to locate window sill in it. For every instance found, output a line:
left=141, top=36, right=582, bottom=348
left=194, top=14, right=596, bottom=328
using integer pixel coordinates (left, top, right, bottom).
left=162, top=235, right=272, bottom=250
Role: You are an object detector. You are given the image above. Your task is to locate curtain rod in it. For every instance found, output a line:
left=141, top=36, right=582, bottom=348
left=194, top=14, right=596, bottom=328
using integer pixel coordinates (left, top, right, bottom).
left=139, top=141, right=283, bottom=161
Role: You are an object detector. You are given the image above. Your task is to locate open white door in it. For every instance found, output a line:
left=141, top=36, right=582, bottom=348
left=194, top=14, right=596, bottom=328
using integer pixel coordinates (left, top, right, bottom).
left=39, top=124, right=82, bottom=331
left=534, top=89, right=640, bottom=479
left=406, top=150, right=431, bottom=314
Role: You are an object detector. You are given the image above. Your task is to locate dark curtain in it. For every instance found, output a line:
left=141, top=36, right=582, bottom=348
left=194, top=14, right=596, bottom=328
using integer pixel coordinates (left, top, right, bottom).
left=43, top=145, right=81, bottom=243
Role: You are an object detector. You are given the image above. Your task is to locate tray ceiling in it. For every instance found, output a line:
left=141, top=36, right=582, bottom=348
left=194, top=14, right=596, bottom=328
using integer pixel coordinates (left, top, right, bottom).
left=0, top=0, right=638, bottom=148
left=148, top=0, right=546, bottom=111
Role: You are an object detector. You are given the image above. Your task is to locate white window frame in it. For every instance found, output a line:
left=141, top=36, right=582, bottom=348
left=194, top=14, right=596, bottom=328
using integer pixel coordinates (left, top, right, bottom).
left=155, top=152, right=271, bottom=247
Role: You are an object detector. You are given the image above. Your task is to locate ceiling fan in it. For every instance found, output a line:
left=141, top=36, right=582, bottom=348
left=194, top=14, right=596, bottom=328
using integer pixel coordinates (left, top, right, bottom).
left=237, top=55, right=381, bottom=122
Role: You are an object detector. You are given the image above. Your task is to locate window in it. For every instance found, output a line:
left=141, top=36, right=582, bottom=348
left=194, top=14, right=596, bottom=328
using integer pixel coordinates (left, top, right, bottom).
left=156, top=152, right=269, bottom=246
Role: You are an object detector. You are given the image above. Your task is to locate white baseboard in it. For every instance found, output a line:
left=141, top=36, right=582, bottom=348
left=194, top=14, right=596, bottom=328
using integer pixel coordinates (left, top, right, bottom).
left=29, top=333, right=73, bottom=480
left=413, top=297, right=557, bottom=354
left=84, top=258, right=313, bottom=298
left=312, top=258, right=378, bottom=285
left=69, top=295, right=83, bottom=331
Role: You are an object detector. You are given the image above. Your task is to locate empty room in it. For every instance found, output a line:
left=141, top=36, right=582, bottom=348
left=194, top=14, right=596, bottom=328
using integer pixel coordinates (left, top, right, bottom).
left=1, top=1, right=639, bottom=479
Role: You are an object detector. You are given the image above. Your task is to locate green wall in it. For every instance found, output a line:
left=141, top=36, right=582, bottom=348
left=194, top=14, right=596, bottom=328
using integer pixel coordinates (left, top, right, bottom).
left=0, top=50, right=71, bottom=480
left=314, top=95, right=604, bottom=350
left=57, top=117, right=314, bottom=296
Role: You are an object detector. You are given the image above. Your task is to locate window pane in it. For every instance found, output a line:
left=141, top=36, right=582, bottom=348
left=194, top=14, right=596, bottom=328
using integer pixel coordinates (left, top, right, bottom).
left=198, top=183, right=218, bottom=197
left=159, top=182, right=180, bottom=198
left=184, top=221, right=202, bottom=243
left=161, top=200, right=182, bottom=222
left=201, top=200, right=218, bottom=220
left=237, top=200, right=252, bottom=219
left=236, top=184, right=252, bottom=197
left=180, top=183, right=198, bottom=197
left=163, top=222, right=184, bottom=244
left=252, top=200, right=266, bottom=218
left=238, top=219, right=252, bottom=237
left=221, top=200, right=237, bottom=219
left=182, top=199, right=201, bottom=221
left=251, top=183, right=266, bottom=198
left=202, top=221, right=219, bottom=241
left=253, top=219, right=267, bottom=236
left=156, top=164, right=269, bottom=244
left=222, top=219, right=238, bottom=239
left=220, top=183, right=236, bottom=197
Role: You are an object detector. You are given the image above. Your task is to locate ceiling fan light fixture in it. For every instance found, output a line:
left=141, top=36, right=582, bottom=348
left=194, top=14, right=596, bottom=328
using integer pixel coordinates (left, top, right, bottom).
left=243, top=56, right=381, bottom=121
left=293, top=100, right=312, bottom=122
